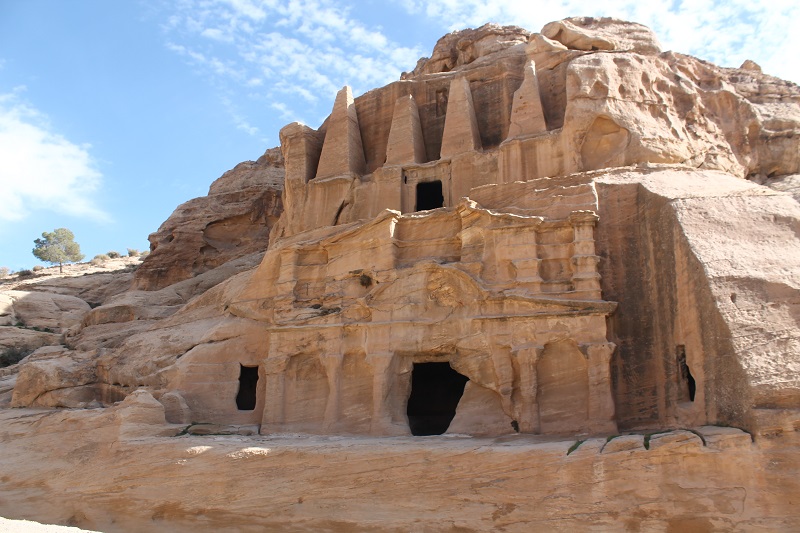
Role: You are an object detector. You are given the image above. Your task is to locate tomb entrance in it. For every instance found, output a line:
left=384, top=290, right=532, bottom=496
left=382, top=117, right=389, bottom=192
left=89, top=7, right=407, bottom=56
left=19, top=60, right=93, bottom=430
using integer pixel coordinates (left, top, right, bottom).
left=236, top=365, right=259, bottom=411
left=416, top=180, right=444, bottom=211
left=406, top=362, right=469, bottom=435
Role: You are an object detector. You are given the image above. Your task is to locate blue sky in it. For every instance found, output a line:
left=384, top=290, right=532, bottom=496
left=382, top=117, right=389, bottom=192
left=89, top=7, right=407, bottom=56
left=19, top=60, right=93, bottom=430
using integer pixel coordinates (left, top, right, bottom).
left=1, top=0, right=798, bottom=271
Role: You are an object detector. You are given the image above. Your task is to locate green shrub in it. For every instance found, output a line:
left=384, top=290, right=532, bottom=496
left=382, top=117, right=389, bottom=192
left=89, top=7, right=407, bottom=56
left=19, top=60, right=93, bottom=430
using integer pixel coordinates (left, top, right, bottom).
left=107, top=251, right=121, bottom=259
left=139, top=250, right=150, bottom=258
left=16, top=269, right=34, bottom=279
left=0, top=267, right=9, bottom=277
left=32, top=265, right=44, bottom=272
left=126, top=248, right=140, bottom=257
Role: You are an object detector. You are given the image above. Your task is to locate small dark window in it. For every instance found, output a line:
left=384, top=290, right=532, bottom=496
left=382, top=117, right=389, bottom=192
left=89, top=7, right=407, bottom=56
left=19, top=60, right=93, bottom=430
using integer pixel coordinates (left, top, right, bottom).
left=676, top=346, right=696, bottom=402
left=236, top=365, right=259, bottom=411
left=416, top=180, right=444, bottom=211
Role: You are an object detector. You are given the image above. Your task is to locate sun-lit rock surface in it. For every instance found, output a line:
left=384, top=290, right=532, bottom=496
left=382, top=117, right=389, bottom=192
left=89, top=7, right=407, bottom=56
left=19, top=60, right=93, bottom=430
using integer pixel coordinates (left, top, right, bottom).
left=1, top=16, right=800, bottom=531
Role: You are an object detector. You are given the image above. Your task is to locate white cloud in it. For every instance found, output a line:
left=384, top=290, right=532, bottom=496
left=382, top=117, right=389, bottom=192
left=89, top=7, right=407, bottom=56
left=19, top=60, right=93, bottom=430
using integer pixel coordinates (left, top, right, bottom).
left=161, top=0, right=424, bottom=132
left=0, top=89, right=109, bottom=223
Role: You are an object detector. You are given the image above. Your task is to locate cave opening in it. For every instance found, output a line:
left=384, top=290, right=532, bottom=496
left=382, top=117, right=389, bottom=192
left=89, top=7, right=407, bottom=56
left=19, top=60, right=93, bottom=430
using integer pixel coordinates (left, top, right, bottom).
left=236, top=365, right=259, bottom=411
left=406, top=362, right=469, bottom=436
left=416, top=180, right=444, bottom=211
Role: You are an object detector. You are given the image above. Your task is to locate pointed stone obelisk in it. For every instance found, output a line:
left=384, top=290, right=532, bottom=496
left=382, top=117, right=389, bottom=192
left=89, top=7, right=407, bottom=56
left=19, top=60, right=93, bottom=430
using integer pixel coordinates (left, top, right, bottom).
left=506, top=60, right=548, bottom=140
left=440, top=76, right=482, bottom=158
left=315, top=86, right=367, bottom=180
left=385, top=94, right=427, bottom=165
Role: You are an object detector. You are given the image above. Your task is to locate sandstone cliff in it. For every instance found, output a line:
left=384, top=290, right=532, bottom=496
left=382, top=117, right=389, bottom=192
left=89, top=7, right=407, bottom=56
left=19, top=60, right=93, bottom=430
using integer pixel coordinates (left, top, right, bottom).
left=132, top=147, right=284, bottom=291
left=2, top=17, right=800, bottom=532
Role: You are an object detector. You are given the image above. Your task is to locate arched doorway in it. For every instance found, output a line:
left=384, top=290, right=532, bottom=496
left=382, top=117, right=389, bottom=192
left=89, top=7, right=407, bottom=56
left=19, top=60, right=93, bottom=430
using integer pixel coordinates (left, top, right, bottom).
left=406, top=362, right=469, bottom=435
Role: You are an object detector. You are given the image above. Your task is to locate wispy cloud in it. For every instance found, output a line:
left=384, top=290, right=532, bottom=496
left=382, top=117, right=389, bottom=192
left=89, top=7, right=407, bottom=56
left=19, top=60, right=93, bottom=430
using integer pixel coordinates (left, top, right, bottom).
left=0, top=89, right=109, bottom=223
left=392, top=0, right=800, bottom=83
left=160, top=0, right=423, bottom=132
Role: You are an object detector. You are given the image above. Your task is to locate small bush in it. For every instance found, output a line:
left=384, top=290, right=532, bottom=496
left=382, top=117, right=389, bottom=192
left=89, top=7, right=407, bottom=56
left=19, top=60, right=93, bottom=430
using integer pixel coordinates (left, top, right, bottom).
left=91, top=254, right=110, bottom=266
left=0, top=267, right=9, bottom=277
left=32, top=265, right=44, bottom=272
left=16, top=269, right=34, bottom=279
left=107, top=251, right=121, bottom=259
left=126, top=248, right=140, bottom=257
left=139, top=250, right=150, bottom=258
left=0, top=346, right=31, bottom=367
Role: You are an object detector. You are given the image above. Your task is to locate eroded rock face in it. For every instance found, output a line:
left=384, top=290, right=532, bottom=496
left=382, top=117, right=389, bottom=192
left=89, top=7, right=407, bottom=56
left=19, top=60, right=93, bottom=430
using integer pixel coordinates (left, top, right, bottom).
left=133, top=148, right=284, bottom=291
left=541, top=16, right=662, bottom=54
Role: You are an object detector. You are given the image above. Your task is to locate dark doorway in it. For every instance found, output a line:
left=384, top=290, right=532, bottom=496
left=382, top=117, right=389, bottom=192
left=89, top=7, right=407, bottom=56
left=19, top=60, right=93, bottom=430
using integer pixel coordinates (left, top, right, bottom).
left=416, top=180, right=444, bottom=211
left=236, top=365, right=259, bottom=410
left=407, top=362, right=469, bottom=435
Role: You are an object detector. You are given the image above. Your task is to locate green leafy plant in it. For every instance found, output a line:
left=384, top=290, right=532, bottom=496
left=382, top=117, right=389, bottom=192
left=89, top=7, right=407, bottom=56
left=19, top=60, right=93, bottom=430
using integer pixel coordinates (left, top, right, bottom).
left=106, top=251, right=121, bottom=258
left=126, top=248, right=140, bottom=257
left=32, top=228, right=84, bottom=273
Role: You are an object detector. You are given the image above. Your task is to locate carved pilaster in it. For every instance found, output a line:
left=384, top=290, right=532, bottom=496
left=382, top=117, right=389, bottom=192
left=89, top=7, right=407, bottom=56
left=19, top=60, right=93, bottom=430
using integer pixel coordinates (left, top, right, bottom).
left=569, top=211, right=602, bottom=299
left=365, top=352, right=395, bottom=434
left=319, top=353, right=344, bottom=431
left=512, top=345, right=545, bottom=433
left=491, top=345, right=515, bottom=416
left=261, top=356, right=290, bottom=429
left=580, top=342, right=618, bottom=434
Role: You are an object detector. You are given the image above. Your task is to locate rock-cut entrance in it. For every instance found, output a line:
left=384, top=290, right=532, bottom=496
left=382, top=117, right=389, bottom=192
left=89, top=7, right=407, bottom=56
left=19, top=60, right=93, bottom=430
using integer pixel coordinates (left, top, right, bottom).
left=406, top=362, right=469, bottom=436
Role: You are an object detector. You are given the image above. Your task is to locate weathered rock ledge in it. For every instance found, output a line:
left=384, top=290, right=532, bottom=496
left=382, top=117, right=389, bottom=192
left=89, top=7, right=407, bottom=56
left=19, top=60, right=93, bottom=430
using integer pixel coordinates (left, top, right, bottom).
left=0, top=400, right=797, bottom=532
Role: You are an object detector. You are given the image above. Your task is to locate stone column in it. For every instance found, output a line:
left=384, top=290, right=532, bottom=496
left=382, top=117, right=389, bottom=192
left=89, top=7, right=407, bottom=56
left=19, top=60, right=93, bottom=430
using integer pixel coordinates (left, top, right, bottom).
left=569, top=211, right=602, bottom=299
left=512, top=345, right=544, bottom=433
left=320, top=353, right=344, bottom=432
left=260, top=356, right=290, bottom=431
left=582, top=342, right=618, bottom=434
left=366, top=352, right=395, bottom=435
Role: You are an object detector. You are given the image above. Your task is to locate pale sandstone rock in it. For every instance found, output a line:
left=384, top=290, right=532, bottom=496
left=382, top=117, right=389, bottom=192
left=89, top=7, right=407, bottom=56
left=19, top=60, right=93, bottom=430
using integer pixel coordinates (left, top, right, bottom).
left=133, top=149, right=283, bottom=291
left=2, top=17, right=800, bottom=532
left=0, top=291, right=90, bottom=332
left=10, top=347, right=97, bottom=408
left=0, top=407, right=789, bottom=532
left=542, top=16, right=662, bottom=55
left=403, top=23, right=530, bottom=78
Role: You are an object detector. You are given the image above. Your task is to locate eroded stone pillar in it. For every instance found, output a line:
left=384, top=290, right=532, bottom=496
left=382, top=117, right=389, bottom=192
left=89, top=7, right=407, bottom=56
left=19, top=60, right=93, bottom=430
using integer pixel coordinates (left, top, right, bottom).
left=440, top=76, right=482, bottom=158
left=512, top=345, right=544, bottom=433
left=280, top=122, right=324, bottom=184
left=316, top=86, right=366, bottom=180
left=581, top=342, right=618, bottom=434
left=506, top=60, right=547, bottom=140
left=365, top=352, right=395, bottom=434
left=386, top=95, right=427, bottom=165
left=319, top=353, right=344, bottom=431
left=569, top=211, right=602, bottom=299
left=260, top=356, right=290, bottom=430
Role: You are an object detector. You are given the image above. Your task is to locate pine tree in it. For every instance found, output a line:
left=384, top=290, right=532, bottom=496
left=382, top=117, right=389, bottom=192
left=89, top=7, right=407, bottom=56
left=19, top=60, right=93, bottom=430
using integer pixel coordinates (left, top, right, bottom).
left=32, top=228, right=85, bottom=273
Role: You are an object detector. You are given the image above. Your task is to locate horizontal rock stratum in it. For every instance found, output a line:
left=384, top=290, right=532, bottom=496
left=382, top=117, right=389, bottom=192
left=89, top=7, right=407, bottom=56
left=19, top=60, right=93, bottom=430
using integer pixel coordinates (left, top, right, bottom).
left=1, top=17, right=799, bottom=532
